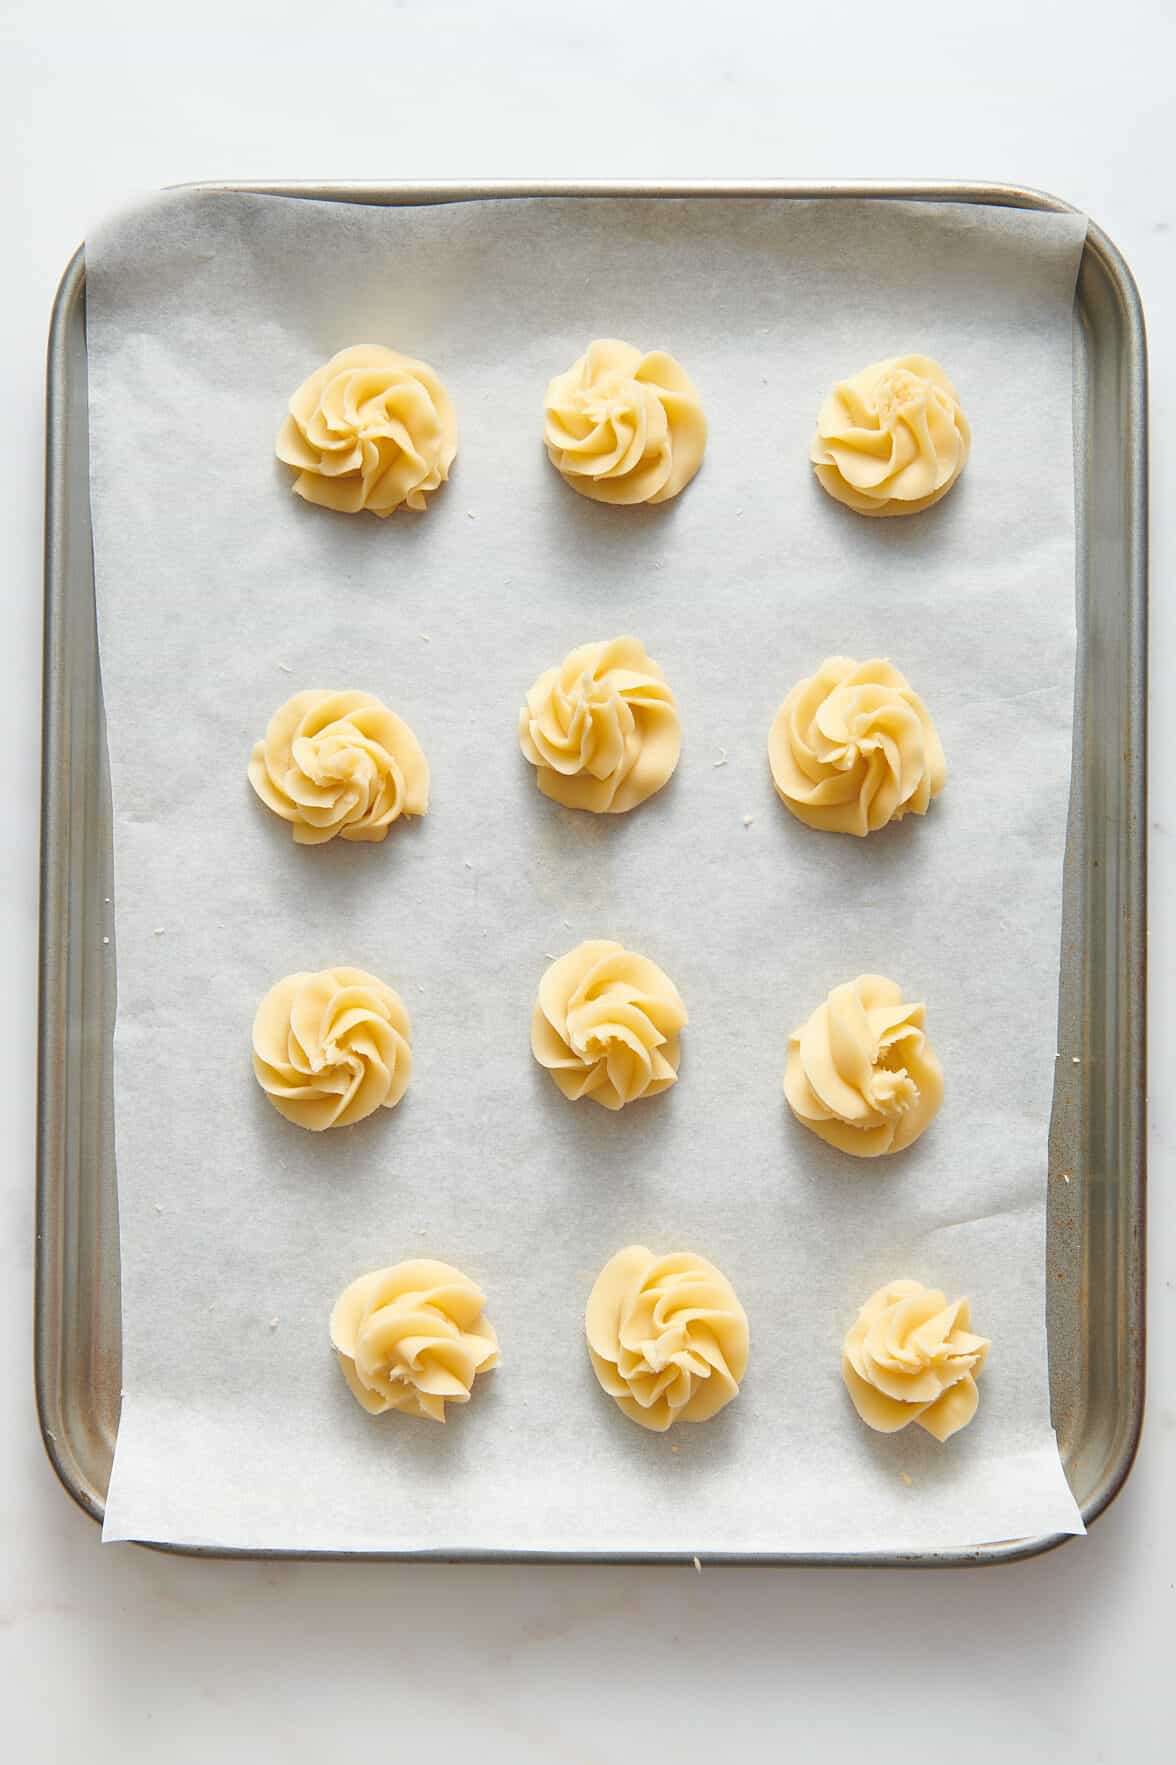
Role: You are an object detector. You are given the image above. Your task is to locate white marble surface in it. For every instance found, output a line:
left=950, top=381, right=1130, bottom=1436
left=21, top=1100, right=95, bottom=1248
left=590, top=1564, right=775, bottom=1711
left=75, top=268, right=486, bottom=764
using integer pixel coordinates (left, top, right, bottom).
left=0, top=4, right=1170, bottom=1759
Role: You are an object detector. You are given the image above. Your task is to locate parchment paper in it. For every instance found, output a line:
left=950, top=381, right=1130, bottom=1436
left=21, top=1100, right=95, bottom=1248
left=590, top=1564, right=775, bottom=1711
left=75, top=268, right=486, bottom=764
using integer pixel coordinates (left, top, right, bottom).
left=87, top=190, right=1086, bottom=1551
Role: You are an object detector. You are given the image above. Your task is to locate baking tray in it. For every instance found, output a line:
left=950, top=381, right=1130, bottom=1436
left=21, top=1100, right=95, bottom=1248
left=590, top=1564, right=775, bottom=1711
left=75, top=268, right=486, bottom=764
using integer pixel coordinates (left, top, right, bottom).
left=36, top=181, right=1147, bottom=1564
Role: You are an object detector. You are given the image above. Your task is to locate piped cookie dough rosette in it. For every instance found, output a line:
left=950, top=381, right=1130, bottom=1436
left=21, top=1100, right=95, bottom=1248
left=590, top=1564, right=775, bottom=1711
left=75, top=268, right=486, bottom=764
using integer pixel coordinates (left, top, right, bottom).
left=810, top=354, right=969, bottom=516
left=276, top=344, right=457, bottom=516
left=518, top=636, right=681, bottom=814
left=785, top=974, right=942, bottom=1157
left=842, top=1280, right=989, bottom=1442
left=769, top=657, right=945, bottom=836
left=252, top=967, right=412, bottom=1130
left=544, top=339, right=706, bottom=505
left=531, top=941, right=686, bottom=1111
left=331, top=1261, right=499, bottom=1420
left=249, top=690, right=429, bottom=845
left=586, top=1245, right=749, bottom=1432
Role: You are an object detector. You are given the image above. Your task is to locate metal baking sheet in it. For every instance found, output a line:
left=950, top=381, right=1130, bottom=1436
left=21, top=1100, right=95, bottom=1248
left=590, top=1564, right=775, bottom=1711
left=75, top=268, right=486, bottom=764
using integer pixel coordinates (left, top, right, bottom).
left=35, top=181, right=1147, bottom=1565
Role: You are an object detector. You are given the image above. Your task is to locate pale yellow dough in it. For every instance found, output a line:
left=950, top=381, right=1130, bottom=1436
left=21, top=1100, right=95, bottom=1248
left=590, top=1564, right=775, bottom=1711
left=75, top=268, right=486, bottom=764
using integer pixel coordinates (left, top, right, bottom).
left=586, top=1245, right=749, bottom=1432
left=769, top=657, right=945, bottom=836
left=842, top=1280, right=989, bottom=1441
left=544, top=339, right=707, bottom=505
left=276, top=344, right=457, bottom=516
left=785, top=974, right=942, bottom=1157
left=810, top=354, right=970, bottom=516
left=331, top=1260, right=499, bottom=1421
left=518, top=636, right=680, bottom=814
left=532, top=941, right=686, bottom=1111
left=248, top=690, right=429, bottom=845
left=252, top=966, right=411, bottom=1131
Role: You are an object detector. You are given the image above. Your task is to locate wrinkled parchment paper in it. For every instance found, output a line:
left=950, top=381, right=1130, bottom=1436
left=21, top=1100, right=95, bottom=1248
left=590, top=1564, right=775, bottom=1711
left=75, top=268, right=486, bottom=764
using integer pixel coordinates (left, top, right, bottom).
left=87, top=191, right=1086, bottom=1551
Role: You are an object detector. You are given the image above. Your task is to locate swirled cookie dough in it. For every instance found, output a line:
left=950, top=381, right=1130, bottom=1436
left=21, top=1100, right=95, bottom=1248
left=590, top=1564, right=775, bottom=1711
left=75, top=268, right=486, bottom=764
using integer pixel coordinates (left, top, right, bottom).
left=252, top=967, right=412, bottom=1130
left=276, top=344, right=457, bottom=516
left=544, top=339, right=706, bottom=505
left=518, top=636, right=680, bottom=814
left=810, top=354, right=969, bottom=516
left=842, top=1280, right=989, bottom=1441
left=785, top=974, right=942, bottom=1157
left=249, top=690, right=429, bottom=845
left=769, top=657, right=945, bottom=836
left=586, top=1245, right=749, bottom=1432
left=532, top=941, right=686, bottom=1110
left=331, top=1260, right=499, bottom=1420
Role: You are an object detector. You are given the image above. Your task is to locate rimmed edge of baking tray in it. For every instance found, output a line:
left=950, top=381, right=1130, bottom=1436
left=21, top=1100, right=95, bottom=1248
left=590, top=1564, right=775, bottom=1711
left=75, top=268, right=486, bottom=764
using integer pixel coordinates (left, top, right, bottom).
left=36, top=179, right=1147, bottom=1565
